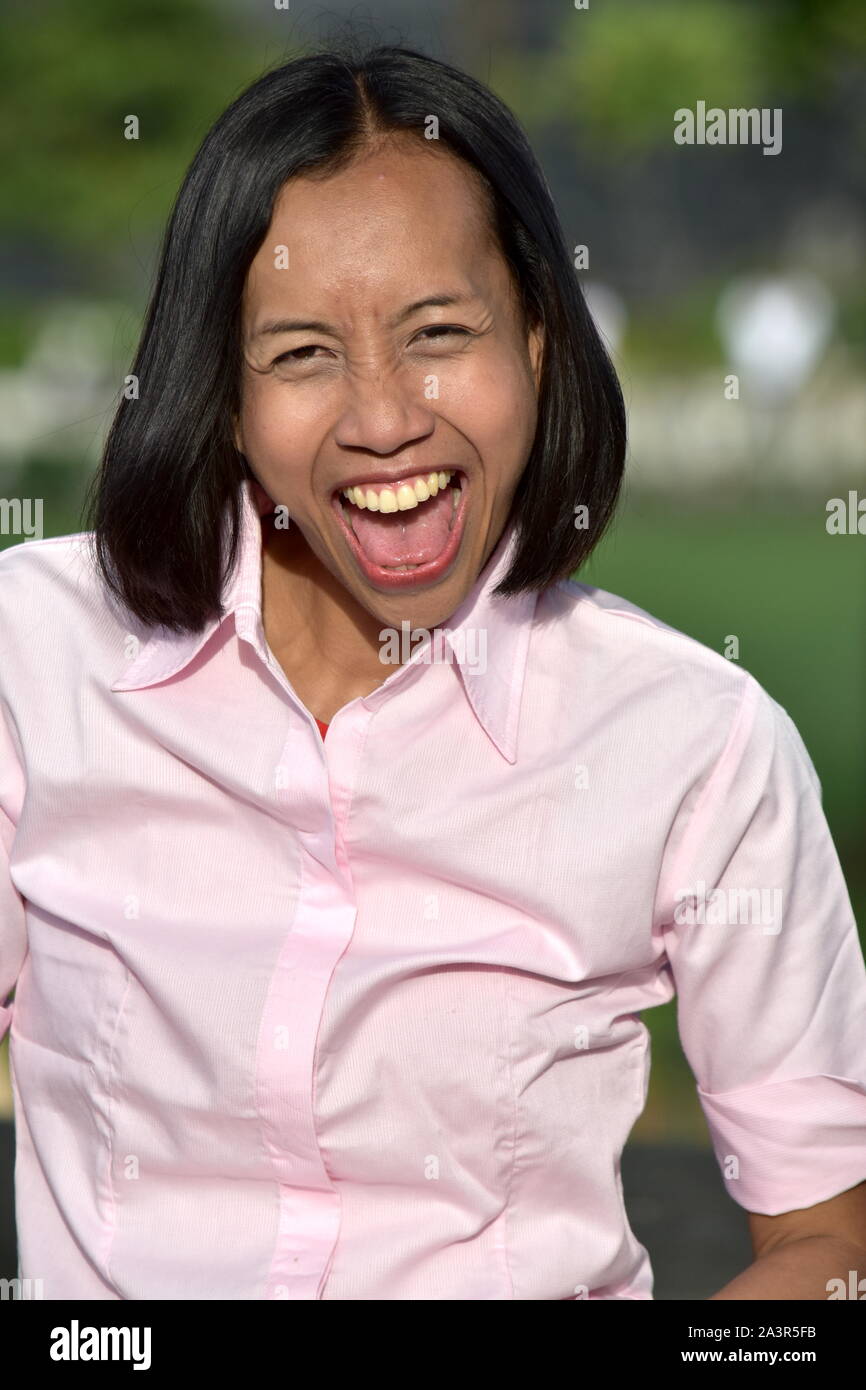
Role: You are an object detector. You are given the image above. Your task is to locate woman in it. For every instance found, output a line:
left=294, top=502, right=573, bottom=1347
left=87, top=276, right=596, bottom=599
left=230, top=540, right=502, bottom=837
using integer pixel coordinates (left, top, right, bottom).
left=1, top=40, right=864, bottom=1301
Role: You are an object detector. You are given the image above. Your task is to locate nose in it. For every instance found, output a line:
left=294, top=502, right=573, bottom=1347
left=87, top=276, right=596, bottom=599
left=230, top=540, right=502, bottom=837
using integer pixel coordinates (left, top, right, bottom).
left=334, top=362, right=437, bottom=456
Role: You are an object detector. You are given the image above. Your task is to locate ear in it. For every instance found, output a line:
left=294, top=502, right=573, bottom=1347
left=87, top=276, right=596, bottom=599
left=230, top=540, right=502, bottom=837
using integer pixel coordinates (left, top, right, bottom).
left=528, top=321, right=544, bottom=393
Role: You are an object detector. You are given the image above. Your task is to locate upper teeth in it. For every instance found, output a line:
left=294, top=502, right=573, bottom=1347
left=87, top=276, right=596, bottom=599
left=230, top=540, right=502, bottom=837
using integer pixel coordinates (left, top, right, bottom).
left=341, top=470, right=456, bottom=512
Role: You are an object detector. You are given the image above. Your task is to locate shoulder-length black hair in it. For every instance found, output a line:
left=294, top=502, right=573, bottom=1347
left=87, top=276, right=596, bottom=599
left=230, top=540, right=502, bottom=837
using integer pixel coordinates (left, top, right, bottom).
left=84, top=38, right=626, bottom=634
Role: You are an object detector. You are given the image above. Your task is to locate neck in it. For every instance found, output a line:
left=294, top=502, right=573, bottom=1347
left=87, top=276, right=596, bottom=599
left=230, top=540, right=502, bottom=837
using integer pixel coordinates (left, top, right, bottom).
left=260, top=515, right=391, bottom=724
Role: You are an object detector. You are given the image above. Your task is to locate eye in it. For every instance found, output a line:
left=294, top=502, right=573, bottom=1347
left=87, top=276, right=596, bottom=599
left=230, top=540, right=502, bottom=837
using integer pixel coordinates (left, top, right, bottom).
left=270, top=327, right=471, bottom=369
left=272, top=345, right=331, bottom=367
left=414, top=325, right=471, bottom=344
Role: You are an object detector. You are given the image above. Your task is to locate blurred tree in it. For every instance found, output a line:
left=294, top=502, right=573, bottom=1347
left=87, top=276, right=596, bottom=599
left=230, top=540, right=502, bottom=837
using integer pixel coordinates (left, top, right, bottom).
left=495, top=0, right=866, bottom=155
left=0, top=0, right=259, bottom=268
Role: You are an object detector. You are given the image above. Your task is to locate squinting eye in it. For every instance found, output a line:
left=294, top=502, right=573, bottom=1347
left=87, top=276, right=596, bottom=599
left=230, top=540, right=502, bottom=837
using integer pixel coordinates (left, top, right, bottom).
left=415, top=326, right=471, bottom=343
left=272, top=345, right=330, bottom=367
left=271, top=328, right=471, bottom=368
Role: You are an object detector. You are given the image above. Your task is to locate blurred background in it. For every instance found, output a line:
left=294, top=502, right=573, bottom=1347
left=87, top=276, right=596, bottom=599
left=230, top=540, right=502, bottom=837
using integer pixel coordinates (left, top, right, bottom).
left=1, top=0, right=864, bottom=1296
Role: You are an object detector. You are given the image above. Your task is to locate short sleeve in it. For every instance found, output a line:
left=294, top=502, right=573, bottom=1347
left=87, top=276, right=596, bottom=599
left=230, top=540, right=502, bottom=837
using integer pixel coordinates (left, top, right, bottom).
left=0, top=703, right=26, bottom=1041
left=660, top=673, right=866, bottom=1216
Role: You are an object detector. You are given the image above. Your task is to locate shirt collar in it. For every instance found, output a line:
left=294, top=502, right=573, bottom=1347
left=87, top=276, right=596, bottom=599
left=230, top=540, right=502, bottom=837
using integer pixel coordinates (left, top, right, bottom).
left=111, top=476, right=538, bottom=763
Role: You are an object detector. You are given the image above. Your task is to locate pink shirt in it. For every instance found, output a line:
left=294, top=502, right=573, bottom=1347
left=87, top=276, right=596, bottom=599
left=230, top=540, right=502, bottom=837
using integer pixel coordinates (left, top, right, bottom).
left=1, top=475, right=865, bottom=1300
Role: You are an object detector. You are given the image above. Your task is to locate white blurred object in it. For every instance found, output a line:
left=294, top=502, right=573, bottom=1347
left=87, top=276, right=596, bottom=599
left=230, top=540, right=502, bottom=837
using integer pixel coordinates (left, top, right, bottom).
left=583, top=281, right=628, bottom=357
left=28, top=299, right=119, bottom=388
left=0, top=298, right=123, bottom=467
left=715, top=272, right=836, bottom=402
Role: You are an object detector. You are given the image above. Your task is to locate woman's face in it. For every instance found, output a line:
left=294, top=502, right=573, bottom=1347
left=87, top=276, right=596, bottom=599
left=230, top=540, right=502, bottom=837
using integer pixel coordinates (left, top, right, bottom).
left=235, top=138, right=543, bottom=633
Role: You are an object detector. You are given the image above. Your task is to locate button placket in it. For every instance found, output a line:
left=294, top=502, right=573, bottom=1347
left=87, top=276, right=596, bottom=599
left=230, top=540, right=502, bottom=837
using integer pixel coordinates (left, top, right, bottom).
left=258, top=705, right=368, bottom=1298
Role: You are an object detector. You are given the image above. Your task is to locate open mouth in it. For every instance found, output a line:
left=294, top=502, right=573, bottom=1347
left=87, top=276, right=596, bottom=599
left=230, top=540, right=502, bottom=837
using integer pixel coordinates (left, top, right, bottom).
left=331, top=469, right=469, bottom=591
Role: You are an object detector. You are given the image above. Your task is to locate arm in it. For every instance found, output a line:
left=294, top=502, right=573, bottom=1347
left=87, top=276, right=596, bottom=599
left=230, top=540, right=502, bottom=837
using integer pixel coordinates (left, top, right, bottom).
left=710, top=1179, right=866, bottom=1299
left=1, top=716, right=27, bottom=1043
left=657, top=676, right=866, bottom=1291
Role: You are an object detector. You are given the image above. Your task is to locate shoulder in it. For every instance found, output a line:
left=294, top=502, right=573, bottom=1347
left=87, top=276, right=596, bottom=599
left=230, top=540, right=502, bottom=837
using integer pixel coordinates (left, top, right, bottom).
left=0, top=528, right=94, bottom=593
left=535, top=575, right=793, bottom=771
left=0, top=530, right=107, bottom=636
left=541, top=574, right=751, bottom=690
left=0, top=529, right=135, bottom=690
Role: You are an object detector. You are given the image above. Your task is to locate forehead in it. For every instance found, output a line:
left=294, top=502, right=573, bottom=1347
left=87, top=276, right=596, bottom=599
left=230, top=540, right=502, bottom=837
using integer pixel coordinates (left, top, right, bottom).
left=242, top=140, right=502, bottom=315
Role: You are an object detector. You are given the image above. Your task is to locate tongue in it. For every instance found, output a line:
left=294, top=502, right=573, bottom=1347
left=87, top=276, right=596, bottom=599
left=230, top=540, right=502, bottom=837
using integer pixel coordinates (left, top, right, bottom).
left=347, top=485, right=455, bottom=567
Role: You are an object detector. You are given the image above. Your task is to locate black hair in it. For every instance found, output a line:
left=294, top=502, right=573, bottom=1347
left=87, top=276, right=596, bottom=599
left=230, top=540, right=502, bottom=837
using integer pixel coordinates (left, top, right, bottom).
left=84, top=38, right=626, bottom=633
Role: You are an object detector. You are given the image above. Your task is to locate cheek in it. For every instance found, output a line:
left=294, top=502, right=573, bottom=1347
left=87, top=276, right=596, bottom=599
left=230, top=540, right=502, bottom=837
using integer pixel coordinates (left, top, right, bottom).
left=239, top=377, right=321, bottom=460
left=442, top=353, right=537, bottom=461
left=238, top=376, right=275, bottom=454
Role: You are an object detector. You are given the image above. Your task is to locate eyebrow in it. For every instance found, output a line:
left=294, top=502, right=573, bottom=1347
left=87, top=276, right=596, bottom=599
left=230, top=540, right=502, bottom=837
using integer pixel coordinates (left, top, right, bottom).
left=250, top=292, right=478, bottom=341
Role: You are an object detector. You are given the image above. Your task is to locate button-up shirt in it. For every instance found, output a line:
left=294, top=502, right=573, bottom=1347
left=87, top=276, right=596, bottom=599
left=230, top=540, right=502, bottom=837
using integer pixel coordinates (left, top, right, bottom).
left=1, top=476, right=865, bottom=1300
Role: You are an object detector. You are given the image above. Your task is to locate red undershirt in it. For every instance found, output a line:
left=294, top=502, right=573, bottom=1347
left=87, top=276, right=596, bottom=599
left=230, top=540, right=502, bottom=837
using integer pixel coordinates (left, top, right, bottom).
left=315, top=718, right=329, bottom=740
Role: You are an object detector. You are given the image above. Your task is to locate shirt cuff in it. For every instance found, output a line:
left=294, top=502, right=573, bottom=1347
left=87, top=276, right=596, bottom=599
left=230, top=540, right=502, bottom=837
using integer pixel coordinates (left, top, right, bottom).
left=697, top=1073, right=866, bottom=1215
